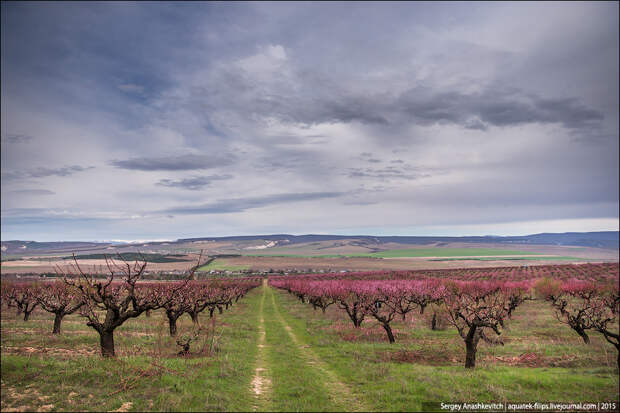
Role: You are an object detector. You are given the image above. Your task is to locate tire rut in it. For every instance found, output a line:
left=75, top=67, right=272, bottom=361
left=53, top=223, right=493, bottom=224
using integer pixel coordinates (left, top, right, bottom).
left=251, top=280, right=272, bottom=411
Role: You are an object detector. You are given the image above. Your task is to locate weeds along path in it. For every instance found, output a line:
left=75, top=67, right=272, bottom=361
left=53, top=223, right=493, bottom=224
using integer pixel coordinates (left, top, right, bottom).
left=251, top=279, right=272, bottom=411
left=265, top=284, right=367, bottom=412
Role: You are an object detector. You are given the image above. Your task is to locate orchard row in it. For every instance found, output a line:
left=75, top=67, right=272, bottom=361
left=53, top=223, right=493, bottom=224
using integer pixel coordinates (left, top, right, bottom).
left=1, top=254, right=260, bottom=357
left=270, top=262, right=619, bottom=283
left=270, top=267, right=619, bottom=368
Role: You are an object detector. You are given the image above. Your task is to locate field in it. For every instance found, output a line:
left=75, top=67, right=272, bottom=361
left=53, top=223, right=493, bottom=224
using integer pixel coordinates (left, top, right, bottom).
left=2, top=241, right=617, bottom=275
left=2, top=264, right=619, bottom=412
left=247, top=247, right=540, bottom=258
left=194, top=255, right=602, bottom=274
left=197, top=261, right=250, bottom=272
left=428, top=256, right=582, bottom=262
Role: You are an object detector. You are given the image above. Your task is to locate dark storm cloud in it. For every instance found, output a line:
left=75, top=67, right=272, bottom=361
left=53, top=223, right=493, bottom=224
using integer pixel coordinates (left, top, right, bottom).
left=346, top=166, right=433, bottom=181
left=197, top=66, right=391, bottom=128
left=0, top=208, right=111, bottom=225
left=262, top=134, right=327, bottom=145
left=202, top=54, right=605, bottom=135
left=110, top=154, right=235, bottom=171
left=252, top=147, right=329, bottom=173
left=2, top=165, right=93, bottom=181
left=2, top=215, right=104, bottom=226
left=2, top=133, right=33, bottom=144
left=156, top=174, right=233, bottom=190
left=163, top=192, right=344, bottom=215
left=7, top=189, right=55, bottom=195
left=396, top=86, right=604, bottom=131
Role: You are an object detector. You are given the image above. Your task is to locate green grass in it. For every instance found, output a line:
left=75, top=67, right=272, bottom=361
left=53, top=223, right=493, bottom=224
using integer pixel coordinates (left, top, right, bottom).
left=429, top=256, right=584, bottom=262
left=371, top=248, right=538, bottom=258
left=2, top=289, right=262, bottom=411
left=260, top=286, right=351, bottom=411
left=245, top=253, right=349, bottom=258
left=2, top=280, right=618, bottom=412
left=197, top=259, right=249, bottom=272
left=268, top=286, right=618, bottom=411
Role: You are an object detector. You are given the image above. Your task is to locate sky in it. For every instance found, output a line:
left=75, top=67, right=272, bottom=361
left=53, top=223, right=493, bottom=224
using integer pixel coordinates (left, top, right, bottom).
left=1, top=1, right=618, bottom=242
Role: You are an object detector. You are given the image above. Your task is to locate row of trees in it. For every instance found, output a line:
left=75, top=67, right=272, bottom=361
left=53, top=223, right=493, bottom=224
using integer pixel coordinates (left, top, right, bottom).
left=270, top=276, right=618, bottom=368
left=536, top=278, right=619, bottom=366
left=269, top=263, right=619, bottom=283
left=1, top=254, right=260, bottom=357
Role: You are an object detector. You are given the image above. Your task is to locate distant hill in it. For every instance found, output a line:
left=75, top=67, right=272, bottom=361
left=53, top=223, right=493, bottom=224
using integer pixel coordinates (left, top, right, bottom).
left=179, top=231, right=619, bottom=249
left=3, top=231, right=618, bottom=257
left=0, top=240, right=110, bottom=255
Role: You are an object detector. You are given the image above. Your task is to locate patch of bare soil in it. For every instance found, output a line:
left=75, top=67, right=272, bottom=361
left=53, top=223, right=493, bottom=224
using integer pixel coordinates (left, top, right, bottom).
left=483, top=352, right=585, bottom=367
left=251, top=280, right=271, bottom=410
left=376, top=350, right=586, bottom=368
left=336, top=326, right=404, bottom=343
left=1, top=384, right=54, bottom=412
left=117, top=331, right=154, bottom=337
left=1, top=328, right=91, bottom=336
left=251, top=367, right=271, bottom=396
left=377, top=349, right=454, bottom=366
left=2, top=345, right=98, bottom=357
left=110, top=402, right=133, bottom=412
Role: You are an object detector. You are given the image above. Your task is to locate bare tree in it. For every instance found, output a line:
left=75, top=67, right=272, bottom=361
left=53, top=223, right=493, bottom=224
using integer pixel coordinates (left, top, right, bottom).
left=59, top=252, right=204, bottom=357
left=35, top=280, right=84, bottom=334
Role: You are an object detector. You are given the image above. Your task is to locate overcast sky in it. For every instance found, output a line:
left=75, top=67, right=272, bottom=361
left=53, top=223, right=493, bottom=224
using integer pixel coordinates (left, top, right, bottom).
left=1, top=2, right=618, bottom=241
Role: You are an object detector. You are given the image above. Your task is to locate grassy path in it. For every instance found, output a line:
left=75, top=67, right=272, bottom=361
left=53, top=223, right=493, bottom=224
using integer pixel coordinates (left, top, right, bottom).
left=251, top=281, right=366, bottom=411
left=266, top=284, right=367, bottom=412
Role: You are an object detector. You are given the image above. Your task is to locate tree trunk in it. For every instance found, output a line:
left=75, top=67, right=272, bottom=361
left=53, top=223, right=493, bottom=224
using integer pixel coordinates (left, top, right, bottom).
left=382, top=323, right=395, bottom=343
left=169, top=317, right=178, bottom=336
left=23, top=310, right=32, bottom=322
left=577, top=328, right=590, bottom=344
left=464, top=326, right=478, bottom=368
left=344, top=305, right=363, bottom=328
left=52, top=313, right=63, bottom=334
left=145, top=309, right=152, bottom=317
left=99, top=330, right=115, bottom=357
left=209, top=307, right=215, bottom=318
left=431, top=312, right=437, bottom=331
left=465, top=339, right=477, bottom=368
left=191, top=312, right=199, bottom=324
left=217, top=306, right=223, bottom=315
